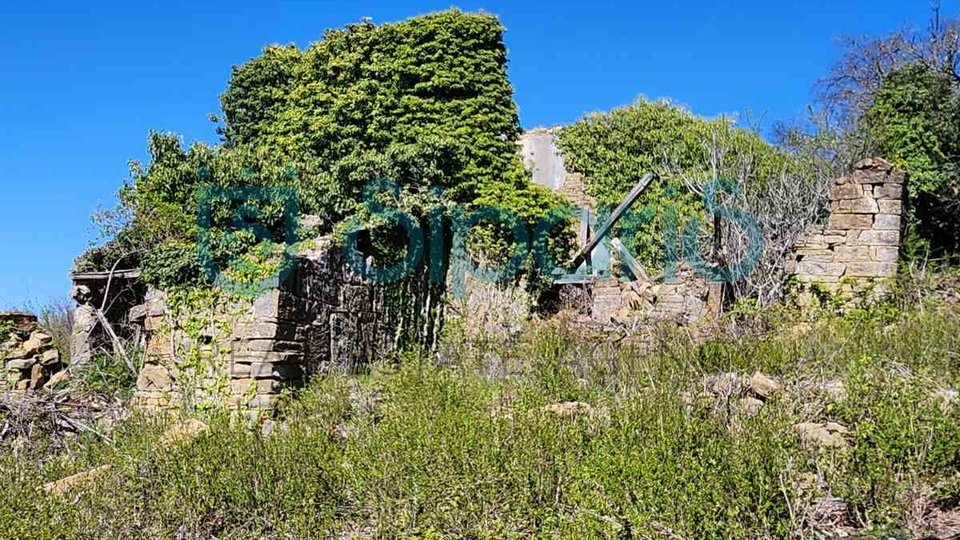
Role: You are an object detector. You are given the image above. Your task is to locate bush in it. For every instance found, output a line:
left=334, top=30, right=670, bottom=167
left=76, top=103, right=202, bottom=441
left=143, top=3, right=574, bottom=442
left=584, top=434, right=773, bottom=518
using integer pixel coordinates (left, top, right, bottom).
left=3, top=299, right=959, bottom=539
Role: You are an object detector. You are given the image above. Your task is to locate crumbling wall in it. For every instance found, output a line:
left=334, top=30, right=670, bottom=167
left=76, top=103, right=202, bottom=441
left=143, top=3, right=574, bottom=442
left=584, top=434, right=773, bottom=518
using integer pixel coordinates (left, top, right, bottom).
left=1, top=312, right=65, bottom=392
left=133, top=242, right=392, bottom=412
left=521, top=128, right=711, bottom=325
left=786, top=158, right=906, bottom=303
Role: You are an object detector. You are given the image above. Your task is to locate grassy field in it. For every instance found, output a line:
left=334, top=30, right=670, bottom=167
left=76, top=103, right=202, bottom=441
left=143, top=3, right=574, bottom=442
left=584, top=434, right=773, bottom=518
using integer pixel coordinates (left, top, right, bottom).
left=1, top=301, right=959, bottom=540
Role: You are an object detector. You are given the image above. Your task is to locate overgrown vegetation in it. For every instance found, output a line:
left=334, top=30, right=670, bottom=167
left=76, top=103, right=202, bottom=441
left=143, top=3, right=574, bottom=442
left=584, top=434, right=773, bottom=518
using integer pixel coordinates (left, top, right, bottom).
left=556, top=100, right=829, bottom=304
left=783, top=9, right=960, bottom=261
left=2, top=287, right=959, bottom=539
left=77, top=10, right=570, bottom=297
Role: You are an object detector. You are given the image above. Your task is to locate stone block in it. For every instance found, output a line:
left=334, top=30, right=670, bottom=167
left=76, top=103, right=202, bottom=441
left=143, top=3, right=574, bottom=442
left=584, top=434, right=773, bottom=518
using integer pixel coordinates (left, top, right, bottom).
left=239, top=339, right=302, bottom=353
left=830, top=183, right=862, bottom=200
left=40, top=348, right=60, bottom=366
left=827, top=213, right=873, bottom=230
left=247, top=394, right=279, bottom=410
left=878, top=200, right=902, bottom=214
left=795, top=274, right=840, bottom=284
left=833, top=246, right=870, bottom=261
left=871, top=246, right=899, bottom=262
left=230, top=379, right=253, bottom=394
left=796, top=261, right=846, bottom=277
left=798, top=253, right=835, bottom=263
left=6, top=357, right=36, bottom=370
left=858, top=230, right=900, bottom=246
left=256, top=379, right=283, bottom=394
left=845, top=262, right=886, bottom=277
left=873, top=184, right=903, bottom=200
left=873, top=214, right=900, bottom=230
left=231, top=362, right=302, bottom=380
left=231, top=350, right=301, bottom=364
left=137, top=364, right=173, bottom=391
left=834, top=198, right=879, bottom=214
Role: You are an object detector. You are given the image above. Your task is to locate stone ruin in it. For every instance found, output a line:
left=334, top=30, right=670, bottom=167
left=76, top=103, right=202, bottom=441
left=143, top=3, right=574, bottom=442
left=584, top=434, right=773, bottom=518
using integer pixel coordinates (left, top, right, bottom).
left=786, top=158, right=907, bottom=304
left=1, top=311, right=65, bottom=392
left=59, top=136, right=908, bottom=413
left=520, top=130, right=909, bottom=322
left=521, top=128, right=717, bottom=325
left=132, top=239, right=392, bottom=413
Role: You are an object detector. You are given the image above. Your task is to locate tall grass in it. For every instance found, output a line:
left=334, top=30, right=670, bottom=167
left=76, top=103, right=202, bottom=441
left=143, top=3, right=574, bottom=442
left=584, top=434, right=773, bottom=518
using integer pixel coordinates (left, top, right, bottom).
left=1, top=303, right=959, bottom=539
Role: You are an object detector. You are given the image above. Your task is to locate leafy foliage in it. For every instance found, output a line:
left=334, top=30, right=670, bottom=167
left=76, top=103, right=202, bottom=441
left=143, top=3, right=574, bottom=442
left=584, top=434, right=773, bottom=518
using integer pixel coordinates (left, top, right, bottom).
left=867, top=64, right=960, bottom=256
left=80, top=10, right=570, bottom=295
left=555, top=99, right=793, bottom=268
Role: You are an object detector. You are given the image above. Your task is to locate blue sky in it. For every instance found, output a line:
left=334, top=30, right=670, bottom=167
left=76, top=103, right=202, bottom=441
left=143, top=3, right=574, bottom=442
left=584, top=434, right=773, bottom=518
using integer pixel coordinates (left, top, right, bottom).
left=0, top=0, right=952, bottom=308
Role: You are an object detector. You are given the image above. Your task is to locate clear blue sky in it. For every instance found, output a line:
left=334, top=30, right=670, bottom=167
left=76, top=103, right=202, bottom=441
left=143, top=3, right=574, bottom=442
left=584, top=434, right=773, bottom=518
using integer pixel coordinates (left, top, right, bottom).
left=0, top=0, right=951, bottom=308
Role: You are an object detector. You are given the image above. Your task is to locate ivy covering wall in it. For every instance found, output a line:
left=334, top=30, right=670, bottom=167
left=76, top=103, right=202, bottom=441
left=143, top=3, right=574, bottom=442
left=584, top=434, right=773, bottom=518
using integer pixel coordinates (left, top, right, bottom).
left=77, top=9, right=569, bottom=294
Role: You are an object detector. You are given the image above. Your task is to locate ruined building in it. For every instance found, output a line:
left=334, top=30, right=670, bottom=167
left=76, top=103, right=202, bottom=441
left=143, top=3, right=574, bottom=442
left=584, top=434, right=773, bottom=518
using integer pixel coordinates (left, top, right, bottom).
left=58, top=133, right=908, bottom=411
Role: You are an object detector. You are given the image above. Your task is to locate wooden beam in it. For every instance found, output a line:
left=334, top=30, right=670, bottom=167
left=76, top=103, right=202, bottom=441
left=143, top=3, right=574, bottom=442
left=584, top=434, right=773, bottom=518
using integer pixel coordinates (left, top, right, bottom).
left=70, top=269, right=141, bottom=281
left=610, top=238, right=650, bottom=283
left=570, top=172, right=657, bottom=269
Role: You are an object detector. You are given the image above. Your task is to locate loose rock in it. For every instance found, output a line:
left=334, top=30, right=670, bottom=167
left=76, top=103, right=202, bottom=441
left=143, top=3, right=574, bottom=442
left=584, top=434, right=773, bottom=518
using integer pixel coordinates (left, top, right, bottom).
left=43, top=465, right=113, bottom=497
left=158, top=419, right=210, bottom=448
left=749, top=372, right=781, bottom=399
left=796, top=422, right=849, bottom=449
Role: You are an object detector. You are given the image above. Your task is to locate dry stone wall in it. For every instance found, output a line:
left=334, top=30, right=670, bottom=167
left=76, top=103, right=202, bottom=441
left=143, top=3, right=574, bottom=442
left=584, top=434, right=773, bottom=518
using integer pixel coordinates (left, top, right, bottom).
left=133, top=240, right=392, bottom=413
left=786, top=158, right=907, bottom=302
left=1, top=312, right=64, bottom=392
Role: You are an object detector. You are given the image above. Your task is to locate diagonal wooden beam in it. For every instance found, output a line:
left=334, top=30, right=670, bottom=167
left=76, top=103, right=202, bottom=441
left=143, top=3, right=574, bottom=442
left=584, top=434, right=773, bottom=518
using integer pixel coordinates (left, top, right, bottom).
left=570, top=172, right=657, bottom=270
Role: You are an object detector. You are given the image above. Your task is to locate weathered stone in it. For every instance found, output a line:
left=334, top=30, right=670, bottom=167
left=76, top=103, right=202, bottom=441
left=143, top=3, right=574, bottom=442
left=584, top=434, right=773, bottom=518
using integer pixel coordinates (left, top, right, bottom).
left=858, top=230, right=900, bottom=246
left=0, top=335, right=22, bottom=352
left=39, top=348, right=59, bottom=366
left=797, top=261, right=846, bottom=277
left=827, top=213, right=873, bottom=230
left=845, top=262, right=896, bottom=277
left=818, top=380, right=846, bottom=401
left=29, top=363, right=47, bottom=389
left=6, top=354, right=38, bottom=370
left=872, top=214, right=900, bottom=230
left=256, top=379, right=283, bottom=394
left=830, top=183, right=862, bottom=200
left=873, top=184, right=903, bottom=199
left=740, top=397, right=764, bottom=416
left=231, top=362, right=302, bottom=380
left=542, top=401, right=594, bottom=418
left=137, top=363, right=173, bottom=391
left=832, top=246, right=870, bottom=261
left=796, top=422, right=848, bottom=449
left=870, top=246, right=899, bottom=262
left=43, top=369, right=70, bottom=390
left=834, top=197, right=879, bottom=214
left=20, top=335, right=48, bottom=357
left=158, top=419, right=209, bottom=448
left=246, top=394, right=279, bottom=409
left=231, top=350, right=301, bottom=364
left=43, top=465, right=112, bottom=497
left=230, top=379, right=253, bottom=394
left=796, top=274, right=840, bottom=283
left=708, top=372, right=740, bottom=395
left=877, top=199, right=902, bottom=214
left=749, top=372, right=781, bottom=399
left=854, top=157, right=894, bottom=171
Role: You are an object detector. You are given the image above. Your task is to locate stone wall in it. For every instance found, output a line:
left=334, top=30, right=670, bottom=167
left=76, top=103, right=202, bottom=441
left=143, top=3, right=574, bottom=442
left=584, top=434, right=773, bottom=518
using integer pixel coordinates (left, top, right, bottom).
left=133, top=240, right=392, bottom=413
left=1, top=311, right=65, bottom=392
left=786, top=158, right=907, bottom=302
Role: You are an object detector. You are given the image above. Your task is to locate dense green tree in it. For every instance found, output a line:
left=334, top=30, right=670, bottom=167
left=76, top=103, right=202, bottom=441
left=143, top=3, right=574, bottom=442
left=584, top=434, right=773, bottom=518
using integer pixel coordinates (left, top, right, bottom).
left=79, top=10, right=570, bottom=291
left=866, top=64, right=960, bottom=256
left=556, top=99, right=794, bottom=268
